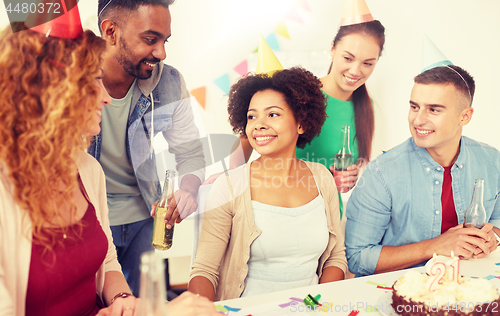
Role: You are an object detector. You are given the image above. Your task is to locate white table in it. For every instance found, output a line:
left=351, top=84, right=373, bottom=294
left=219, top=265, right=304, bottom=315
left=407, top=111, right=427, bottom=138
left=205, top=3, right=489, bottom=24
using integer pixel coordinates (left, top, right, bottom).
left=215, top=250, right=500, bottom=315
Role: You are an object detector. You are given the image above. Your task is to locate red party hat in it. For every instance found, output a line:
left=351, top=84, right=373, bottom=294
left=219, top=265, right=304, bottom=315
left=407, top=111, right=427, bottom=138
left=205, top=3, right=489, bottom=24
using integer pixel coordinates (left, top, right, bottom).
left=24, top=0, right=83, bottom=39
left=340, top=0, right=374, bottom=26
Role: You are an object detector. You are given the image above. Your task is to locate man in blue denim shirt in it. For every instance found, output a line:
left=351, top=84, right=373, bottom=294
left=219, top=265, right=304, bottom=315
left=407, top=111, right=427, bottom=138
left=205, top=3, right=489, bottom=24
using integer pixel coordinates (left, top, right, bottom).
left=345, top=65, right=500, bottom=276
left=89, top=0, right=205, bottom=295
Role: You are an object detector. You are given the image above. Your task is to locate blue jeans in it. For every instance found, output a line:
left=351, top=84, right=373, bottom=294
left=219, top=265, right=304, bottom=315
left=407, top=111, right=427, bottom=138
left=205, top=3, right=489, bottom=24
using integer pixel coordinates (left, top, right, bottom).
left=111, top=217, right=154, bottom=297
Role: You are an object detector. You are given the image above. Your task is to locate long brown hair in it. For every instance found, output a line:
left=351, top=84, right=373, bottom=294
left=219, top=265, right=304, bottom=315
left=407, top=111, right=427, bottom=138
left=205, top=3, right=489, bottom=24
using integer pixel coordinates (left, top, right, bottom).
left=329, top=20, right=385, bottom=162
left=0, top=24, right=106, bottom=250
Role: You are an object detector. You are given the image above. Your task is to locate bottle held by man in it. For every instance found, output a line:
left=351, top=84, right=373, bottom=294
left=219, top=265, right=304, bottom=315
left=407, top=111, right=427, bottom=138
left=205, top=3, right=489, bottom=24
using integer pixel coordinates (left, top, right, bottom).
left=152, top=170, right=176, bottom=250
left=334, top=125, right=353, bottom=171
left=464, top=178, right=486, bottom=229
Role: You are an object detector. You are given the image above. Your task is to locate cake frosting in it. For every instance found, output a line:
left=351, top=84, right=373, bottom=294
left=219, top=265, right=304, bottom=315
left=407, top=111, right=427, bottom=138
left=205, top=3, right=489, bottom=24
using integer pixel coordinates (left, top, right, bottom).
left=392, top=270, right=500, bottom=315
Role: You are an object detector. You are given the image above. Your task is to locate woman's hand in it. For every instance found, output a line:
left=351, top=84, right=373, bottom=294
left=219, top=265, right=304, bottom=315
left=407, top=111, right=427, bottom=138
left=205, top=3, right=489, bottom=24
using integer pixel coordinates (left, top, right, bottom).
left=96, top=295, right=138, bottom=316
left=167, top=291, right=220, bottom=316
left=330, top=164, right=359, bottom=193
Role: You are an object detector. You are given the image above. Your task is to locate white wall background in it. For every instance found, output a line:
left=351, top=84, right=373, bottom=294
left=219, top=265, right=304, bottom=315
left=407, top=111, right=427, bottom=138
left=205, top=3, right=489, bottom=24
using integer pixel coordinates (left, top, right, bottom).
left=2, top=0, right=499, bottom=164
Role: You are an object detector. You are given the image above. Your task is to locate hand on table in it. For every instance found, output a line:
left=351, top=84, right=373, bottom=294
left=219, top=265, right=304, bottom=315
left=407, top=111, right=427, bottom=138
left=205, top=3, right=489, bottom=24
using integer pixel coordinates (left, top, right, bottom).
left=330, top=164, right=359, bottom=193
left=470, top=223, right=498, bottom=259
left=431, top=223, right=494, bottom=259
left=167, top=291, right=220, bottom=316
left=150, top=188, right=198, bottom=229
left=96, top=295, right=138, bottom=316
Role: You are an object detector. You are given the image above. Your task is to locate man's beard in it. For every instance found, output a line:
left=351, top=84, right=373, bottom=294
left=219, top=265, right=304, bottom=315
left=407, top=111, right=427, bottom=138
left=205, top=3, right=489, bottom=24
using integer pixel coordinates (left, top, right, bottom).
left=115, top=37, right=161, bottom=79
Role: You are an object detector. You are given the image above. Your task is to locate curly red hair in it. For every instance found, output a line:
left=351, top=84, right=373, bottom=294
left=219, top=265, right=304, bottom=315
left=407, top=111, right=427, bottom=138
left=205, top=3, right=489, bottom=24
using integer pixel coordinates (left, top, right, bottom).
left=0, top=24, right=106, bottom=249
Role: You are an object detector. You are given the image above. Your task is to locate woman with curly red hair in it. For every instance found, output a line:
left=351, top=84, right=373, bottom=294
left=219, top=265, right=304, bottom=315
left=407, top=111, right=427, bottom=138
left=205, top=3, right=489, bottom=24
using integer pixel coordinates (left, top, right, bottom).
left=0, top=22, right=141, bottom=315
left=188, top=67, right=347, bottom=301
left=0, top=21, right=221, bottom=316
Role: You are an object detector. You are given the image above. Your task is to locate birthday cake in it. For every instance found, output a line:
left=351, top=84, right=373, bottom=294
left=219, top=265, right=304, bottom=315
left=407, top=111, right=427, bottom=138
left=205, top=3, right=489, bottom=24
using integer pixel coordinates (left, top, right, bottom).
left=391, top=270, right=500, bottom=316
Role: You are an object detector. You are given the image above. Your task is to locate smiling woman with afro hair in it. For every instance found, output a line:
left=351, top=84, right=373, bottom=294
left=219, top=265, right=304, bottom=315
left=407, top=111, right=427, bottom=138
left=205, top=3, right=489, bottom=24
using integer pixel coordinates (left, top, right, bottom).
left=189, top=67, right=347, bottom=302
left=228, top=67, right=326, bottom=149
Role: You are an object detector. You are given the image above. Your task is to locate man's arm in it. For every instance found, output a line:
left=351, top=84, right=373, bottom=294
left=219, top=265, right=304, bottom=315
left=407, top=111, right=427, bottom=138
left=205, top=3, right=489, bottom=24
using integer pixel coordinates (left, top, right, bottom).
left=345, top=160, right=496, bottom=276
left=374, top=223, right=494, bottom=274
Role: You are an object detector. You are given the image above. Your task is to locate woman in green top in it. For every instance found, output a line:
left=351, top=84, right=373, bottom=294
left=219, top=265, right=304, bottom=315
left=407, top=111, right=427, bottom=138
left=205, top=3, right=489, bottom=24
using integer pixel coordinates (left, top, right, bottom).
left=296, top=20, right=385, bottom=217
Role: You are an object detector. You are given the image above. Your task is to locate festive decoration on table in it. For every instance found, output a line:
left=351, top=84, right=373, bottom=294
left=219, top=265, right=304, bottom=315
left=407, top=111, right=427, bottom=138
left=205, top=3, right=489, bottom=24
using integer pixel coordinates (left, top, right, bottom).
left=215, top=304, right=228, bottom=313
left=366, top=281, right=387, bottom=287
left=24, top=0, right=83, bottom=38
left=303, top=294, right=322, bottom=309
left=421, top=34, right=453, bottom=72
left=256, top=35, right=284, bottom=75
left=265, top=33, right=280, bottom=51
left=233, top=60, right=248, bottom=76
left=363, top=306, right=379, bottom=313
left=445, top=251, right=460, bottom=282
left=428, top=261, right=447, bottom=291
left=190, top=86, right=207, bottom=109
left=214, top=73, right=230, bottom=94
left=340, top=0, right=374, bottom=26
left=275, top=21, right=290, bottom=39
left=224, top=305, right=241, bottom=312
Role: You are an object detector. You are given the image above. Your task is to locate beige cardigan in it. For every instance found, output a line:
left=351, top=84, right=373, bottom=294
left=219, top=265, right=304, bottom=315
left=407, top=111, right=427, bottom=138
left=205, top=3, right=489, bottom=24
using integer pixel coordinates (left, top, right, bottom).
left=190, top=160, right=347, bottom=301
left=0, top=152, right=122, bottom=316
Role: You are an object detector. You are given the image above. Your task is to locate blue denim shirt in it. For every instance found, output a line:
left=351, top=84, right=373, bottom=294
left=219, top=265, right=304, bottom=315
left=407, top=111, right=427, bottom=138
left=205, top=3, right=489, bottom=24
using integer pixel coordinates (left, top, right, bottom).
left=88, top=64, right=205, bottom=212
left=345, top=136, right=500, bottom=276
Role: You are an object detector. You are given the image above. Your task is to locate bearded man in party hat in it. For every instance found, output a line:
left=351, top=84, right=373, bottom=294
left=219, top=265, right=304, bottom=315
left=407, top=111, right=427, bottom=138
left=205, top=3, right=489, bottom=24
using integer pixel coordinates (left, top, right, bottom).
left=345, top=36, right=500, bottom=276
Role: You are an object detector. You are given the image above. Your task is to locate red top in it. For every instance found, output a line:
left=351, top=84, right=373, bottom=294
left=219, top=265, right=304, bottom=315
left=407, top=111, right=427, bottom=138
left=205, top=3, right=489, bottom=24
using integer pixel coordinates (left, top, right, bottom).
left=25, top=202, right=108, bottom=316
left=441, top=166, right=458, bottom=233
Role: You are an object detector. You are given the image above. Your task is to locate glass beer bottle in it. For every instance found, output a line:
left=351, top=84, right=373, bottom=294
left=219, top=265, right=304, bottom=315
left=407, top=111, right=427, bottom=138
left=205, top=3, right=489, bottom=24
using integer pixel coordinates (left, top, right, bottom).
left=464, top=178, right=486, bottom=229
left=334, top=125, right=353, bottom=171
left=138, top=251, right=167, bottom=315
left=152, top=170, right=176, bottom=250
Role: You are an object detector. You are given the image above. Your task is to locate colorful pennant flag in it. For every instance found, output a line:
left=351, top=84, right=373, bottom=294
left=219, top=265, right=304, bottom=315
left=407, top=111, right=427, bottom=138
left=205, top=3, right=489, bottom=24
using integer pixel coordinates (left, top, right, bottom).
left=285, top=8, right=304, bottom=24
left=234, top=60, right=248, bottom=76
left=190, top=86, right=206, bottom=109
left=214, top=73, right=230, bottom=95
left=265, top=33, right=280, bottom=51
left=275, top=21, right=290, bottom=39
left=297, top=0, right=311, bottom=11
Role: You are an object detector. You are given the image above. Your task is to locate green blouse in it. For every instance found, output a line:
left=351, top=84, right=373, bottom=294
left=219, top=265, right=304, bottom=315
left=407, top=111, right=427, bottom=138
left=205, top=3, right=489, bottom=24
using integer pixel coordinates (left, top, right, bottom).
left=296, top=91, right=359, bottom=218
left=297, top=91, right=359, bottom=167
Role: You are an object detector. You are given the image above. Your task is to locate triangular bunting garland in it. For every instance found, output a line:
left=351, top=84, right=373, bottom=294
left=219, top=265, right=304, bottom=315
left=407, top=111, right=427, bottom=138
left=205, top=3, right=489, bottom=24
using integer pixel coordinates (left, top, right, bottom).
left=275, top=21, right=290, bottom=39
left=265, top=33, right=280, bottom=51
left=285, top=8, right=304, bottom=24
left=190, top=86, right=207, bottom=109
left=297, top=0, right=311, bottom=11
left=234, top=60, right=248, bottom=76
left=214, top=74, right=230, bottom=95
